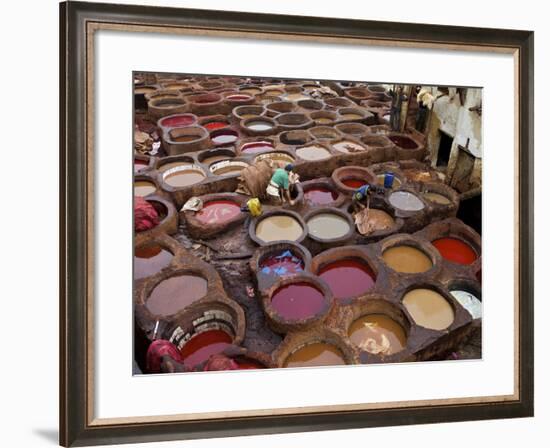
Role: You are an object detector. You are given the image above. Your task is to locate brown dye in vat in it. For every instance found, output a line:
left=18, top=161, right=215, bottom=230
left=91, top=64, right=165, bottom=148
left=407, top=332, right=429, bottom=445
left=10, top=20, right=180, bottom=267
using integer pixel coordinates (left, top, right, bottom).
left=134, top=181, right=156, bottom=197
left=382, top=246, right=433, bottom=273
left=172, top=134, right=200, bottom=143
left=164, top=170, right=205, bottom=187
left=362, top=209, right=395, bottom=231
left=283, top=342, right=346, bottom=368
left=348, top=314, right=407, bottom=355
left=134, top=245, right=173, bottom=280
left=342, top=113, right=364, bottom=120
left=332, top=141, right=366, bottom=153
left=135, top=86, right=156, bottom=94
left=202, top=155, right=230, bottom=165
left=146, top=275, right=208, bottom=316
left=424, top=192, right=451, bottom=205
left=402, top=288, right=455, bottom=330
left=315, top=117, right=333, bottom=124
left=296, top=145, right=331, bottom=161
left=255, top=215, right=303, bottom=243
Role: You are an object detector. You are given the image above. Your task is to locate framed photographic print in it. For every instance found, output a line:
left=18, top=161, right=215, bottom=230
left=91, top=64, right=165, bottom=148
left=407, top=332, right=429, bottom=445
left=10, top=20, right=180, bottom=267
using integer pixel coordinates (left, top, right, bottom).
left=59, top=1, right=534, bottom=446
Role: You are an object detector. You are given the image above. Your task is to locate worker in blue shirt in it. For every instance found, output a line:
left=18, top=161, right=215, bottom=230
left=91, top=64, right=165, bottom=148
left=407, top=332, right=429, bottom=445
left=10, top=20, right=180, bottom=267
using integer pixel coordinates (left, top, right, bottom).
left=352, top=183, right=386, bottom=213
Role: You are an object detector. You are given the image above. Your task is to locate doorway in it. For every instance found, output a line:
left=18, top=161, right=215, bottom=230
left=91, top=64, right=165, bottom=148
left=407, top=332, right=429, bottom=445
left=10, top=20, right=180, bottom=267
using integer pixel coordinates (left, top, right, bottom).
left=437, top=131, right=453, bottom=168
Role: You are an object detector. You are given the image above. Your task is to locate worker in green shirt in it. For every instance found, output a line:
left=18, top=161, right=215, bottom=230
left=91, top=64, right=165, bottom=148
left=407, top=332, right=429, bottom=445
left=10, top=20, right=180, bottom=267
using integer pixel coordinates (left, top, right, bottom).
left=266, top=164, right=295, bottom=205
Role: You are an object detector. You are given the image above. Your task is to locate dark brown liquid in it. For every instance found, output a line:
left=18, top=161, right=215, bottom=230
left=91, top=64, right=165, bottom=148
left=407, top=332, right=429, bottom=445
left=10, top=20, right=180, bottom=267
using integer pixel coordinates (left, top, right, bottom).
left=283, top=342, right=346, bottom=367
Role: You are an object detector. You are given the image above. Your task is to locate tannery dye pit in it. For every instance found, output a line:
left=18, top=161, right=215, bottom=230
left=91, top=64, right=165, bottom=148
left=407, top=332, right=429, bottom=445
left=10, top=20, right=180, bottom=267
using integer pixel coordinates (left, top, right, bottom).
left=133, top=73, right=483, bottom=375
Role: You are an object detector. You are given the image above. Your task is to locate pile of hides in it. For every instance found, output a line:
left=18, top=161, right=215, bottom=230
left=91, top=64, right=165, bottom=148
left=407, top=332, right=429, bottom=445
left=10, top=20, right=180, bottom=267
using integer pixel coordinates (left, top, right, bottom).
left=236, top=159, right=274, bottom=199
left=134, top=197, right=160, bottom=232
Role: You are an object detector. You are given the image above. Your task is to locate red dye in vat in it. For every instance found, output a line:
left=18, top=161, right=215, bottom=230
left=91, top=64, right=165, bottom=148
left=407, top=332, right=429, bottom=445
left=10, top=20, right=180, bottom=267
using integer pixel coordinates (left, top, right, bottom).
left=195, top=200, right=241, bottom=225
left=271, top=282, right=325, bottom=320
left=259, top=250, right=304, bottom=277
left=342, top=178, right=365, bottom=189
left=304, top=187, right=338, bottom=205
left=432, top=237, right=477, bottom=265
left=240, top=141, right=274, bottom=154
left=211, top=130, right=239, bottom=145
left=204, top=121, right=229, bottom=131
left=134, top=159, right=147, bottom=172
left=159, top=114, right=196, bottom=128
left=236, top=359, right=266, bottom=370
left=318, top=259, right=376, bottom=300
left=180, top=330, right=233, bottom=368
left=227, top=94, right=251, bottom=101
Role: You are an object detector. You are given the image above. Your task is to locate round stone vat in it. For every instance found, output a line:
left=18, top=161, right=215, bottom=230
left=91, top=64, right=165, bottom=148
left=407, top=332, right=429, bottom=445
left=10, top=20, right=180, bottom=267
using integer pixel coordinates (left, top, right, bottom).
left=389, top=133, right=425, bottom=160
left=197, top=148, right=236, bottom=166
left=161, top=81, right=192, bottom=91
left=305, top=207, right=355, bottom=247
left=279, top=129, right=312, bottom=146
left=161, top=163, right=207, bottom=189
left=250, top=210, right=307, bottom=246
left=360, top=134, right=394, bottom=161
left=250, top=241, right=312, bottom=290
left=210, top=128, right=240, bottom=146
left=420, top=182, right=460, bottom=218
left=238, top=139, right=275, bottom=155
left=144, top=270, right=209, bottom=317
left=330, top=138, right=368, bottom=154
left=343, top=298, right=411, bottom=360
left=164, top=126, right=210, bottom=155
left=262, top=274, right=334, bottom=334
left=301, top=179, right=345, bottom=208
left=308, top=126, right=341, bottom=141
left=295, top=143, right=332, bottom=162
left=275, top=112, right=313, bottom=131
left=344, top=87, right=370, bottom=102
left=240, top=116, right=278, bottom=136
left=379, top=234, right=440, bottom=276
left=312, top=247, right=378, bottom=303
left=266, top=101, right=297, bottom=117
left=334, top=122, right=370, bottom=138
left=148, top=96, right=187, bottom=119
left=232, top=105, right=266, bottom=121
left=209, top=160, right=249, bottom=177
left=431, top=236, right=479, bottom=266
left=157, top=113, right=197, bottom=132
left=331, top=165, right=375, bottom=195
left=184, top=193, right=247, bottom=239
left=401, top=284, right=457, bottom=331
left=273, top=328, right=356, bottom=367
left=134, top=240, right=175, bottom=281
left=189, top=92, right=224, bottom=116
left=253, top=151, right=296, bottom=168
left=337, top=107, right=368, bottom=122
left=297, top=99, right=324, bottom=111
left=200, top=116, right=230, bottom=132
left=163, top=299, right=246, bottom=370
left=145, top=89, right=182, bottom=105
left=387, top=189, right=427, bottom=217
left=134, top=196, right=178, bottom=248
left=224, top=92, right=255, bottom=108
left=198, top=80, right=225, bottom=91
left=325, top=97, right=355, bottom=108
left=310, top=110, right=338, bottom=126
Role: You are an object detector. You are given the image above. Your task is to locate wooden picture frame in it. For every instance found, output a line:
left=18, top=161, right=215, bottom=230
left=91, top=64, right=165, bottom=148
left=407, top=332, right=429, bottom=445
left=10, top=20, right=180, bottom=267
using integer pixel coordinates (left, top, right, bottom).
left=59, top=1, right=534, bottom=446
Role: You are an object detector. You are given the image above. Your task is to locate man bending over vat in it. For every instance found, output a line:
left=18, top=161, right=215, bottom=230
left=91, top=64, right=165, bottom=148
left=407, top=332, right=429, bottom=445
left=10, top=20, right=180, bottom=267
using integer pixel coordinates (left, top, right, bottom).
left=266, top=164, right=298, bottom=206
left=351, top=183, right=386, bottom=214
